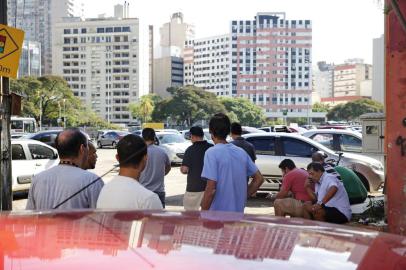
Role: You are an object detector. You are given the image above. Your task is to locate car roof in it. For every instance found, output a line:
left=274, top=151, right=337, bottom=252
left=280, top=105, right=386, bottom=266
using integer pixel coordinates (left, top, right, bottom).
left=303, top=129, right=362, bottom=138
left=243, top=132, right=334, bottom=154
left=12, top=138, right=56, bottom=148
left=0, top=210, right=404, bottom=269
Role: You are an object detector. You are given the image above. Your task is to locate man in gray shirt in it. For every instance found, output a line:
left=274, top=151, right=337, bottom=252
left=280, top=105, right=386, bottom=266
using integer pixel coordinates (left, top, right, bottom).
left=26, top=128, right=104, bottom=210
left=139, top=128, right=171, bottom=208
left=230, top=122, right=256, bottom=162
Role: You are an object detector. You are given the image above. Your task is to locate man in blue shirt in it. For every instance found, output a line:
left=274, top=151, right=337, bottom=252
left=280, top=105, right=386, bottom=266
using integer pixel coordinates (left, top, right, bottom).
left=201, top=113, right=264, bottom=212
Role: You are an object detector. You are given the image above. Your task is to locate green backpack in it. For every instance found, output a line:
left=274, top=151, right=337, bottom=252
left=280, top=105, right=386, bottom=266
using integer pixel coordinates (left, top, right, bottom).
left=335, top=166, right=368, bottom=204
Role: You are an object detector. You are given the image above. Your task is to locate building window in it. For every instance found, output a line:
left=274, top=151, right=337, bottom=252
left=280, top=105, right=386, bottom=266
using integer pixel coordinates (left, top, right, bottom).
left=64, top=29, right=71, bottom=34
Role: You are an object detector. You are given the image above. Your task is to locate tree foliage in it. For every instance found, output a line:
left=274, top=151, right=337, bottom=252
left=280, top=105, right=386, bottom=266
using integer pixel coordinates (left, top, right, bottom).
left=129, top=94, right=158, bottom=123
left=312, top=102, right=330, bottom=112
left=151, top=86, right=227, bottom=126
left=10, top=76, right=112, bottom=128
left=219, top=97, right=266, bottom=127
left=326, top=99, right=384, bottom=121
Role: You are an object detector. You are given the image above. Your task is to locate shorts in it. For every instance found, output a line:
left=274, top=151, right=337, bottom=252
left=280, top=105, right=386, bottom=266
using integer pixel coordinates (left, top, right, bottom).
left=324, top=206, right=349, bottom=224
left=183, top=191, right=204, bottom=211
left=274, top=198, right=306, bottom=217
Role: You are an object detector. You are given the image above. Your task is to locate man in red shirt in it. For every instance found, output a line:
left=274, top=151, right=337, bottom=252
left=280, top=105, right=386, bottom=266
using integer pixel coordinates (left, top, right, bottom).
left=274, top=159, right=314, bottom=217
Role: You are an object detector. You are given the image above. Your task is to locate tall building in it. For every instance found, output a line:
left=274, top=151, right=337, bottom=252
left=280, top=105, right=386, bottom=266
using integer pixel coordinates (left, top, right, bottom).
left=184, top=35, right=231, bottom=96
left=7, top=0, right=81, bottom=75
left=149, top=25, right=154, bottom=93
left=159, top=12, right=194, bottom=57
left=372, top=35, right=384, bottom=104
left=230, top=13, right=313, bottom=119
left=312, top=61, right=334, bottom=99
left=52, top=13, right=140, bottom=124
left=18, top=40, right=42, bottom=78
left=153, top=56, right=184, bottom=97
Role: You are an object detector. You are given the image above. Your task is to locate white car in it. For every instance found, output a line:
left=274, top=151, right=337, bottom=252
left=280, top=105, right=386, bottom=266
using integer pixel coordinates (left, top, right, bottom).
left=243, top=133, right=384, bottom=192
left=156, top=132, right=192, bottom=163
left=11, top=139, right=59, bottom=192
left=302, top=129, right=363, bottom=153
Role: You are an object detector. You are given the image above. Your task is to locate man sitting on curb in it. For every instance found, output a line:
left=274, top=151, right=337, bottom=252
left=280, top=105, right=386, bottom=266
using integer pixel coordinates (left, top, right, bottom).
left=274, top=159, right=313, bottom=217
left=303, top=162, right=352, bottom=224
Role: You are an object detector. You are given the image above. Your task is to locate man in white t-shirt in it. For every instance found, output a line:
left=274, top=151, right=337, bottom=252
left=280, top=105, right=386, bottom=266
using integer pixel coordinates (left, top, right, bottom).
left=97, top=134, right=163, bottom=210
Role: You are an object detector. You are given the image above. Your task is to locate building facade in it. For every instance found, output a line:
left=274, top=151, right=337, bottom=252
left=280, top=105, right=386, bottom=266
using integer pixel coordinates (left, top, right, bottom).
left=312, top=61, right=334, bottom=99
left=18, top=40, right=42, bottom=78
left=52, top=16, right=140, bottom=124
left=159, top=12, right=194, bottom=57
left=372, top=35, right=384, bottom=104
left=7, top=0, right=81, bottom=75
left=153, top=56, right=184, bottom=98
left=184, top=34, right=231, bottom=96
left=230, top=13, right=313, bottom=118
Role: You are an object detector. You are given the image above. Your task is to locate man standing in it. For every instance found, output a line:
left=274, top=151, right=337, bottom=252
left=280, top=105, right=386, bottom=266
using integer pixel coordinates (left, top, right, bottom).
left=139, top=128, right=171, bottom=208
left=201, top=113, right=264, bottom=212
left=274, top=159, right=313, bottom=217
left=26, top=128, right=104, bottom=210
left=303, top=162, right=352, bottom=224
left=97, top=134, right=162, bottom=210
left=84, top=141, right=98, bottom=170
left=180, top=126, right=213, bottom=210
left=230, top=122, right=256, bottom=162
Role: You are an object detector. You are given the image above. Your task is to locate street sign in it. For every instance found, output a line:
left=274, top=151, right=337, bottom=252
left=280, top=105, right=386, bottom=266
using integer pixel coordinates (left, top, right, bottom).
left=0, top=24, right=24, bottom=78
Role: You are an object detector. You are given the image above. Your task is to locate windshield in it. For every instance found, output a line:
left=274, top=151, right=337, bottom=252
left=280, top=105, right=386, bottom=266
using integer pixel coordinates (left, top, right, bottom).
left=158, top=134, right=186, bottom=144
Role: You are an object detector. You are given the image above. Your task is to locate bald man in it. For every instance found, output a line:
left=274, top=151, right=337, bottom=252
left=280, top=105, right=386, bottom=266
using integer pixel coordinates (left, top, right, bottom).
left=26, top=128, right=104, bottom=210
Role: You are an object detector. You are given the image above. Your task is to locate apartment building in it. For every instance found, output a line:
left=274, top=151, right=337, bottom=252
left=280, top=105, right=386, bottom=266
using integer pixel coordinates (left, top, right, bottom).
left=153, top=56, right=184, bottom=98
left=52, top=15, right=140, bottom=124
left=313, top=61, right=334, bottom=99
left=230, top=13, right=313, bottom=118
left=184, top=34, right=231, bottom=96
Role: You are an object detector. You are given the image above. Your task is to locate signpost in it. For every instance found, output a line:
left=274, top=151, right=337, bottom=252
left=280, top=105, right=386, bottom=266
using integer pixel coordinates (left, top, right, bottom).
left=0, top=0, right=24, bottom=211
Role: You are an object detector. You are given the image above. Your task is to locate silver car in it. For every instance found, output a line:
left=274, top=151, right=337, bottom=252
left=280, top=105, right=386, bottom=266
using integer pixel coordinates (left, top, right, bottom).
left=156, top=132, right=192, bottom=163
left=243, top=133, right=384, bottom=192
left=302, top=129, right=363, bottom=153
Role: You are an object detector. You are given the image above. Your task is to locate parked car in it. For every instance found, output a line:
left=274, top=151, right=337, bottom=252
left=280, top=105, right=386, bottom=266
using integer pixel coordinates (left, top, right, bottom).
left=97, top=131, right=130, bottom=148
left=243, top=133, right=384, bottom=192
left=1, top=210, right=405, bottom=269
left=302, top=129, right=363, bottom=153
left=23, top=130, right=63, bottom=148
left=155, top=129, right=181, bottom=134
left=11, top=139, right=59, bottom=192
left=156, top=132, right=192, bottom=163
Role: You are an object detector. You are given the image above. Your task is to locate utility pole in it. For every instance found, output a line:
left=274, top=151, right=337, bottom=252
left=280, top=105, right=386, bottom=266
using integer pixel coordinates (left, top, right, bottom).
left=0, top=0, right=12, bottom=210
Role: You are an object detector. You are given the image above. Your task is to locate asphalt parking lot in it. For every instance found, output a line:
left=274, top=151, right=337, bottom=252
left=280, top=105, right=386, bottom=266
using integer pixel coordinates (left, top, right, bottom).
left=12, top=148, right=275, bottom=215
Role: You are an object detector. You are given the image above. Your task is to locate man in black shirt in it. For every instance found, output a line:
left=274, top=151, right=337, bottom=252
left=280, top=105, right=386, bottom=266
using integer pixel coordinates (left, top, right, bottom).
left=230, top=122, right=256, bottom=162
left=180, top=126, right=213, bottom=210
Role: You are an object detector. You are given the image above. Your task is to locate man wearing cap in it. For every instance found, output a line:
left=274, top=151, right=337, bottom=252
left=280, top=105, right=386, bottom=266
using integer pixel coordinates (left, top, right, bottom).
left=181, top=126, right=213, bottom=210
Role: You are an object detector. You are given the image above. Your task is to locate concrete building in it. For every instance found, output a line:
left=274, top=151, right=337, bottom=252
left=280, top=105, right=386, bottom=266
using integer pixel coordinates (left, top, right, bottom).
left=333, top=61, right=372, bottom=97
left=159, top=12, right=194, bottom=57
left=18, top=40, right=42, bottom=78
left=230, top=13, right=319, bottom=119
left=313, top=61, right=334, bottom=98
left=372, top=35, right=384, bottom=104
left=7, top=0, right=82, bottom=75
left=184, top=34, right=231, bottom=96
left=153, top=56, right=184, bottom=98
left=149, top=25, right=154, bottom=93
left=52, top=12, right=140, bottom=124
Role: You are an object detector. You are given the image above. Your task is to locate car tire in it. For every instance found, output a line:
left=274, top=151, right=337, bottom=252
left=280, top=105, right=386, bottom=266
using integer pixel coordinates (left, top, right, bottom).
left=112, top=141, right=117, bottom=148
left=355, top=172, right=370, bottom=192
left=97, top=141, right=103, bottom=149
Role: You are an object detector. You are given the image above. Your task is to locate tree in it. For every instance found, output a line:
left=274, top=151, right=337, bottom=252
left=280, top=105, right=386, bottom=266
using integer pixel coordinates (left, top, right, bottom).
left=10, top=76, right=109, bottom=127
left=129, top=94, right=156, bottom=123
left=151, top=86, right=226, bottom=126
left=312, top=102, right=330, bottom=112
left=219, top=97, right=266, bottom=127
left=327, top=98, right=384, bottom=121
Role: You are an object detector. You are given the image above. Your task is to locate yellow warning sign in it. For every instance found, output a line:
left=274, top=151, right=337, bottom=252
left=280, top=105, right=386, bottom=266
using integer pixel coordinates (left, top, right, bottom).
left=0, top=24, right=25, bottom=78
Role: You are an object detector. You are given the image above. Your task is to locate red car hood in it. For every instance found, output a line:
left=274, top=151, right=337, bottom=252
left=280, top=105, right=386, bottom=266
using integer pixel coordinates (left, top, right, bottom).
left=0, top=210, right=405, bottom=270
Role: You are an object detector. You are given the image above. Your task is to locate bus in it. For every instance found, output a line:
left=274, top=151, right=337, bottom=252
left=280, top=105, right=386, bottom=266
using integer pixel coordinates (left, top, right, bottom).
left=11, top=116, right=37, bottom=137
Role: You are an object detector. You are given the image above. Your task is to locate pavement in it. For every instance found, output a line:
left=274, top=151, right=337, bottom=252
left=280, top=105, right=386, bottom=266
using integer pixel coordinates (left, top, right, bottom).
left=13, top=148, right=275, bottom=215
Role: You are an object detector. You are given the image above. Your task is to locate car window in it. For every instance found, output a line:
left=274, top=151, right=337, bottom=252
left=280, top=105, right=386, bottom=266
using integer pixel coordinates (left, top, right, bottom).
left=28, top=144, right=55, bottom=159
left=12, top=144, right=26, bottom=160
left=282, top=138, right=318, bottom=157
left=339, top=134, right=362, bottom=152
left=246, top=137, right=275, bottom=155
left=311, top=133, right=334, bottom=149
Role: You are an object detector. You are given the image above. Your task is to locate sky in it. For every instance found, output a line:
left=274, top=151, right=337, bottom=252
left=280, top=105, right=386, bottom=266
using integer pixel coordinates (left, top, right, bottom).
left=82, top=0, right=384, bottom=65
